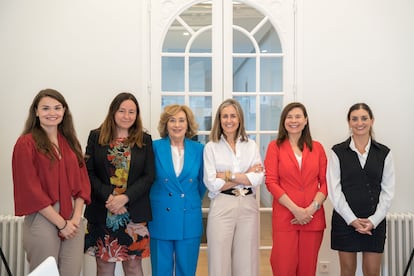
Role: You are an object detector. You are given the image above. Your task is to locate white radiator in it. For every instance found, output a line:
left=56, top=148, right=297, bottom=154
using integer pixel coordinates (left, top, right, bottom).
left=0, top=215, right=28, bottom=276
left=382, top=213, right=414, bottom=276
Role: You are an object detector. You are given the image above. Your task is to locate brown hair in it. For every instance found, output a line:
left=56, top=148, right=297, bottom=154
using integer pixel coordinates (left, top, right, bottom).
left=22, top=88, right=84, bottom=165
left=98, top=92, right=145, bottom=147
left=158, top=104, right=199, bottom=138
left=347, top=102, right=374, bottom=137
left=276, top=102, right=313, bottom=151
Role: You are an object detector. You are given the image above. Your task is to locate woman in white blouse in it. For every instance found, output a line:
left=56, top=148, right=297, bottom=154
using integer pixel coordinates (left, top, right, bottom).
left=203, top=98, right=264, bottom=276
left=327, top=103, right=395, bottom=276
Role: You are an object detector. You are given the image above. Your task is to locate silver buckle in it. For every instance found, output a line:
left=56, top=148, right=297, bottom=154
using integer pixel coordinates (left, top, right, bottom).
left=232, top=188, right=248, bottom=197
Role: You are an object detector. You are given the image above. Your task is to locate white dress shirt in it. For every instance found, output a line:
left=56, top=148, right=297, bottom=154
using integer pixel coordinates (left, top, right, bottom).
left=203, top=135, right=264, bottom=199
left=171, top=145, right=184, bottom=176
left=327, top=137, right=395, bottom=228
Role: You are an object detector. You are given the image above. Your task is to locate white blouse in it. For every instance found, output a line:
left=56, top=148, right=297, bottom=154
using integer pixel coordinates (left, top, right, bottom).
left=203, top=135, right=264, bottom=199
left=171, top=145, right=184, bottom=177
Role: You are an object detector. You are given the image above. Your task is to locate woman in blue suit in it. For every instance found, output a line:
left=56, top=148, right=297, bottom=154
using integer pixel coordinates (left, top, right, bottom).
left=149, top=104, right=206, bottom=276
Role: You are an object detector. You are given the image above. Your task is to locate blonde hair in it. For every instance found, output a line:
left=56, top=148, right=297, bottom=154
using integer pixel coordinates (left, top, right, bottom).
left=209, top=98, right=248, bottom=143
left=158, top=104, right=199, bottom=138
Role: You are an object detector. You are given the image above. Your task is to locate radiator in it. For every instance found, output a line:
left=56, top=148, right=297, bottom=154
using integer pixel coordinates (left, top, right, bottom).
left=382, top=213, right=414, bottom=276
left=0, top=215, right=28, bottom=276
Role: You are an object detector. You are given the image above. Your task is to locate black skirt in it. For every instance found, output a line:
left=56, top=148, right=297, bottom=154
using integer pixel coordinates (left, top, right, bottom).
left=331, top=210, right=386, bottom=253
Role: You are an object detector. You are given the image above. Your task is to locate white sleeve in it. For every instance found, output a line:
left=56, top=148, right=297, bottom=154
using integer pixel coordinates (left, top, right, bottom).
left=368, top=151, right=395, bottom=227
left=203, top=142, right=225, bottom=193
left=327, top=150, right=358, bottom=225
left=245, top=142, right=264, bottom=187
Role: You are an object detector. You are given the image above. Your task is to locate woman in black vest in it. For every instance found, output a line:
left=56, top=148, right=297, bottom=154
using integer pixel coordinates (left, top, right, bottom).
left=327, top=103, right=395, bottom=276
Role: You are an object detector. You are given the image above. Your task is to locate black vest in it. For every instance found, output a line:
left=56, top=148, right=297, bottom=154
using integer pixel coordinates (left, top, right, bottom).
left=332, top=138, right=390, bottom=218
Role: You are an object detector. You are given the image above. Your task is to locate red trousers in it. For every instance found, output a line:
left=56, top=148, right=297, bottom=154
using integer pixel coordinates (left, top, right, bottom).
left=270, top=230, right=324, bottom=276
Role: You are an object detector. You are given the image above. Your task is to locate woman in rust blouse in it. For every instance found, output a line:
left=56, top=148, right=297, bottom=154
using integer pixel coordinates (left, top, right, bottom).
left=12, top=89, right=91, bottom=276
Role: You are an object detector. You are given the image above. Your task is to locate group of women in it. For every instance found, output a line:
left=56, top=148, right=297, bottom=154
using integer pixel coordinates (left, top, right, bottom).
left=12, top=88, right=394, bottom=276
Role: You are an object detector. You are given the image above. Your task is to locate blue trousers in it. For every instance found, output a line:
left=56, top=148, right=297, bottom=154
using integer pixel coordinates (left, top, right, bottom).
left=150, top=237, right=201, bottom=276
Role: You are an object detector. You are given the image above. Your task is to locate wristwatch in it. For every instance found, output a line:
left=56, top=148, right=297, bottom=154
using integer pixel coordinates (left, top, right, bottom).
left=231, top=173, right=236, bottom=181
left=313, top=201, right=321, bottom=210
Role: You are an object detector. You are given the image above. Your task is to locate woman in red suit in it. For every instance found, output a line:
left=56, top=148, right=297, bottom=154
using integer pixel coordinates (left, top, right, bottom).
left=264, top=102, right=327, bottom=276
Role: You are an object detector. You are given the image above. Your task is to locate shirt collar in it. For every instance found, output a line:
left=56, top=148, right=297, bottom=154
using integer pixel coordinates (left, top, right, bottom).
left=349, top=135, right=371, bottom=153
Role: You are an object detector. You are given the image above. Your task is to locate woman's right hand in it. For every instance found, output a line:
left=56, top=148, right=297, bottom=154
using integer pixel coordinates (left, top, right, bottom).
left=106, top=194, right=129, bottom=214
left=291, top=207, right=313, bottom=225
left=351, top=218, right=373, bottom=235
left=59, top=220, right=79, bottom=239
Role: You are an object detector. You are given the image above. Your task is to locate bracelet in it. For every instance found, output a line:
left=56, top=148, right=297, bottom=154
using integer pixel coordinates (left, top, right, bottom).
left=224, top=170, right=232, bottom=182
left=56, top=220, right=67, bottom=231
left=313, top=200, right=321, bottom=210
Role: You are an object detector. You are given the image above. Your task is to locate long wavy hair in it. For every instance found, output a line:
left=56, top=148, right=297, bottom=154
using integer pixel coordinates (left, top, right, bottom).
left=276, top=102, right=313, bottom=151
left=22, top=88, right=84, bottom=165
left=98, top=92, right=145, bottom=147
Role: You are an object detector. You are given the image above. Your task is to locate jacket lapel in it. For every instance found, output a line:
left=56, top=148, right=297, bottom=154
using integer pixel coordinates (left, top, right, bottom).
left=156, top=137, right=188, bottom=193
left=282, top=141, right=301, bottom=172
left=157, top=137, right=177, bottom=180
left=177, top=139, right=196, bottom=182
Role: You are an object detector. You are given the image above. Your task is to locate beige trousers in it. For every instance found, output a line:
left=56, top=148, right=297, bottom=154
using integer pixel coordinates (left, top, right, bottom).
left=23, top=211, right=85, bottom=276
left=207, top=193, right=259, bottom=276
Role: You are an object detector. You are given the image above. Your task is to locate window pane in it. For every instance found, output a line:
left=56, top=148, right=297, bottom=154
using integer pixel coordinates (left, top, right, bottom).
left=234, top=96, right=256, bottom=131
left=192, top=134, right=209, bottom=145
left=161, top=96, right=185, bottom=109
left=189, top=57, right=212, bottom=92
left=189, top=96, right=212, bottom=132
left=190, top=29, right=212, bottom=53
left=260, top=57, right=283, bottom=92
left=180, top=2, right=212, bottom=31
left=162, top=57, right=184, bottom=92
left=254, top=20, right=282, bottom=53
left=233, top=2, right=264, bottom=32
left=162, top=20, right=190, bottom=53
left=260, top=95, right=283, bottom=131
left=260, top=134, right=277, bottom=161
left=233, top=29, right=255, bottom=53
left=233, top=57, right=256, bottom=92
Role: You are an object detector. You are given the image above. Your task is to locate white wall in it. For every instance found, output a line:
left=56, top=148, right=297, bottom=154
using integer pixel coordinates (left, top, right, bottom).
left=0, top=0, right=149, bottom=214
left=1, top=0, right=413, bottom=275
left=298, top=0, right=414, bottom=274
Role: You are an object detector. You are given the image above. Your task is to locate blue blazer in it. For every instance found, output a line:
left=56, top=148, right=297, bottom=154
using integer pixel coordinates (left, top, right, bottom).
left=149, top=137, right=206, bottom=240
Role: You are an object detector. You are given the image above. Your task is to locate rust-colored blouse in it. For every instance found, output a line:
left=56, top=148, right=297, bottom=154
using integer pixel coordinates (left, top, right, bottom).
left=12, top=133, right=91, bottom=219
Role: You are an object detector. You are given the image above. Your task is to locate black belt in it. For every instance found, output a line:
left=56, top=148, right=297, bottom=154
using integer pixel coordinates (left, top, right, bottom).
left=221, top=188, right=252, bottom=197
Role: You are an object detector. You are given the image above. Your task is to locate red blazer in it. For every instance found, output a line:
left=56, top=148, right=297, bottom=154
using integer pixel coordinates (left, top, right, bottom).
left=264, top=139, right=327, bottom=231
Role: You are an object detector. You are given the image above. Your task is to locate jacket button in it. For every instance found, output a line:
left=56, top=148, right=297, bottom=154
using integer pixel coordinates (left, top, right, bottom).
left=181, top=194, right=185, bottom=198
left=166, top=208, right=170, bottom=211
left=169, top=192, right=173, bottom=196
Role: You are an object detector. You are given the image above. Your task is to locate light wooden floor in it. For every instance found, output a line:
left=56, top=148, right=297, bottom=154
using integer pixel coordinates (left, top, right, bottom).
left=195, top=205, right=273, bottom=276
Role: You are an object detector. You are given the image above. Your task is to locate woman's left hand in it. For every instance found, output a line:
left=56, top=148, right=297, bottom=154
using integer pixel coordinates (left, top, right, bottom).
left=106, top=194, right=129, bottom=214
left=290, top=207, right=313, bottom=225
left=354, top=218, right=373, bottom=235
